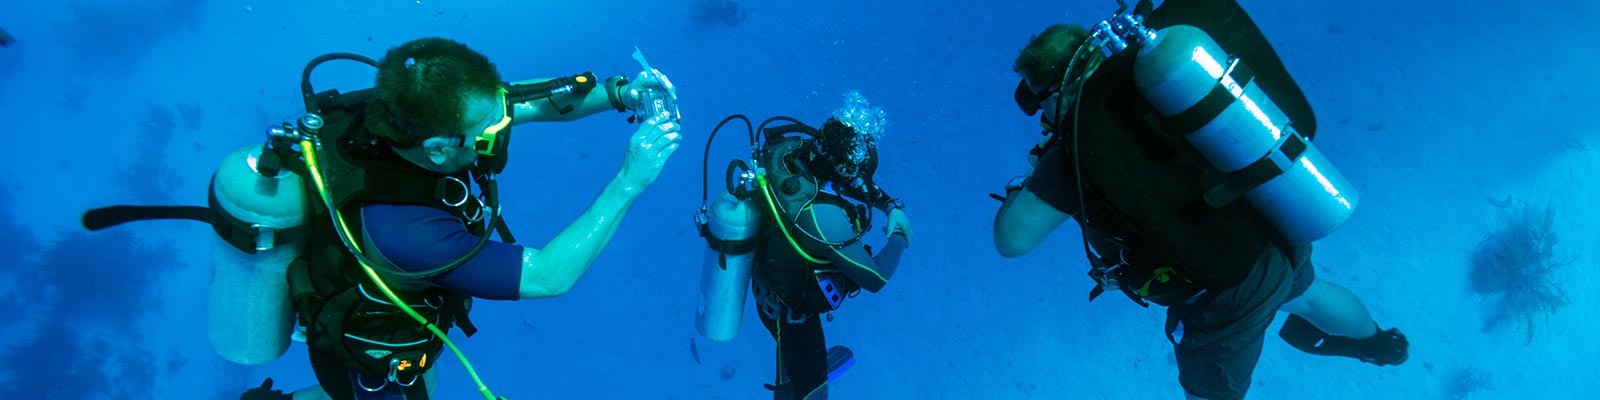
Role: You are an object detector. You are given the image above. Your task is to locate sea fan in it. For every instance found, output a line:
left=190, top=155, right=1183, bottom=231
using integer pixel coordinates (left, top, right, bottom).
left=1468, top=200, right=1572, bottom=343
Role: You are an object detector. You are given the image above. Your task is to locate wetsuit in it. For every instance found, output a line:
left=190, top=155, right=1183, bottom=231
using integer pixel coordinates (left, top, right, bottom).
left=754, top=182, right=907, bottom=400
left=304, top=203, right=522, bottom=400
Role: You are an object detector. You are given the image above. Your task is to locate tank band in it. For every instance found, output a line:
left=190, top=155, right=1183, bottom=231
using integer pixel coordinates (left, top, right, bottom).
left=1200, top=128, right=1309, bottom=208
left=1158, top=56, right=1256, bottom=137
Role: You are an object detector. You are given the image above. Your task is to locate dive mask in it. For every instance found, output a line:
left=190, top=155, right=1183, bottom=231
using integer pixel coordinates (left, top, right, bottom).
left=472, top=88, right=514, bottom=174
left=1013, top=78, right=1062, bottom=117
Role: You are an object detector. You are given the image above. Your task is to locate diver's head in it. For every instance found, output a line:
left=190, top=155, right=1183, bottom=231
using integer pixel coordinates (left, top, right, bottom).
left=1013, top=24, right=1091, bottom=117
left=369, top=37, right=508, bottom=174
left=812, top=91, right=887, bottom=188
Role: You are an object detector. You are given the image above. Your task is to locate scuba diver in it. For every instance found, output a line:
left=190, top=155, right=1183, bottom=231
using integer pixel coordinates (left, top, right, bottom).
left=991, top=1, right=1408, bottom=399
left=81, top=37, right=682, bottom=399
left=695, top=92, right=913, bottom=400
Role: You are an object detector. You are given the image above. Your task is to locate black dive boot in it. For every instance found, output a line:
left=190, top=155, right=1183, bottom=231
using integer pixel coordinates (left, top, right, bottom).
left=1279, top=314, right=1409, bottom=366
left=239, top=378, right=294, bottom=400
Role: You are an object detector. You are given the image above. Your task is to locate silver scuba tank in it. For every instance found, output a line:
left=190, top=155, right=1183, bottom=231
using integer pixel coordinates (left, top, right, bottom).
left=1131, top=24, right=1359, bottom=244
left=695, top=190, right=761, bottom=342
left=207, top=144, right=306, bottom=365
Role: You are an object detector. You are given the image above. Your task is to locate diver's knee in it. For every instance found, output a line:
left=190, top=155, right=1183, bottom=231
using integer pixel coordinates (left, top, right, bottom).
left=1280, top=278, right=1326, bottom=314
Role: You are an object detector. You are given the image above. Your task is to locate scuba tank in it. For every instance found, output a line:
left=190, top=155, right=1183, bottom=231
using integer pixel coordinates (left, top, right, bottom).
left=1132, top=24, right=1357, bottom=243
left=694, top=116, right=761, bottom=342
left=206, top=142, right=307, bottom=365
left=1087, top=2, right=1358, bottom=244
left=696, top=190, right=759, bottom=342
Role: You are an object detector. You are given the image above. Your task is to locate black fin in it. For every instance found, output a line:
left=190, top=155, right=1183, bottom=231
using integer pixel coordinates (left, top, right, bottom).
left=1279, top=314, right=1409, bottom=366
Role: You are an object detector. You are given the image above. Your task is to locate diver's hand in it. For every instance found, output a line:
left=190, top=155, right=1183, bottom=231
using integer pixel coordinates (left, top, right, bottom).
left=622, top=69, right=675, bottom=111
left=619, top=113, right=682, bottom=191
left=884, top=207, right=914, bottom=246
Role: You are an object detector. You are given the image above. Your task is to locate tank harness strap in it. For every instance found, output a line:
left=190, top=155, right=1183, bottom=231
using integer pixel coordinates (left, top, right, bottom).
left=704, top=235, right=760, bottom=270
left=1157, top=56, right=1256, bottom=137
left=447, top=294, right=478, bottom=337
left=78, top=190, right=307, bottom=254
left=356, top=168, right=468, bottom=208
left=81, top=205, right=211, bottom=231
left=491, top=218, right=516, bottom=245
left=208, top=183, right=308, bottom=254
left=286, top=256, right=319, bottom=328
left=1199, top=128, right=1311, bottom=208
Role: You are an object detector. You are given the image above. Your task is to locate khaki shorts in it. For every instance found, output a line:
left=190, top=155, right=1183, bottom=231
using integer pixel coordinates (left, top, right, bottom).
left=1166, top=244, right=1316, bottom=400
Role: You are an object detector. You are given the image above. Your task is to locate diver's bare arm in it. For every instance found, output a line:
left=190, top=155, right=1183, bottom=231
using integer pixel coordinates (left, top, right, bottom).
left=515, top=115, right=679, bottom=299
left=516, top=174, right=641, bottom=299
left=508, top=76, right=626, bottom=123
left=993, top=187, right=1072, bottom=258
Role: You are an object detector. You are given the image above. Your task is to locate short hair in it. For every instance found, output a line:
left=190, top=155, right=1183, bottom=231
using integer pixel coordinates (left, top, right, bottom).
left=366, top=37, right=502, bottom=148
left=1013, top=24, right=1092, bottom=88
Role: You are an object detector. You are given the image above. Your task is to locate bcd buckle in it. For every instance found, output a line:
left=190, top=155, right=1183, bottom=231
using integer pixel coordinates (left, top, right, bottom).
left=385, top=350, right=428, bottom=388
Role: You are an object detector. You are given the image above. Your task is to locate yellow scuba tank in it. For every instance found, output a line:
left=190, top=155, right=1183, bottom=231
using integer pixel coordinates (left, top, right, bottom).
left=1132, top=24, right=1358, bottom=243
left=207, top=144, right=306, bottom=365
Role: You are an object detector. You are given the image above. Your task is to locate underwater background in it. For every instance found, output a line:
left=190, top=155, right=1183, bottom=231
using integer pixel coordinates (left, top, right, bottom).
left=0, top=0, right=1595, bottom=398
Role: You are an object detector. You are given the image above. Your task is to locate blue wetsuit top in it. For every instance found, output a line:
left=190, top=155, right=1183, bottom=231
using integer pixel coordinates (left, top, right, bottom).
left=361, top=203, right=524, bottom=300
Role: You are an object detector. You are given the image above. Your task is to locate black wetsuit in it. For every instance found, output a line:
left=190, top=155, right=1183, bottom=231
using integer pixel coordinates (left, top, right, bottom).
left=752, top=143, right=907, bottom=400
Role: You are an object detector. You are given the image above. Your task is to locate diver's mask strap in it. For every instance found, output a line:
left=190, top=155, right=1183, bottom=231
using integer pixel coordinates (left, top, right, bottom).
left=386, top=104, right=449, bottom=139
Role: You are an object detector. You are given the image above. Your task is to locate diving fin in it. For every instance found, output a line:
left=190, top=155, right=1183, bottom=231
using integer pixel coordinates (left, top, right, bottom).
left=768, top=345, right=856, bottom=392
left=1279, top=314, right=1408, bottom=366
left=825, top=345, right=855, bottom=381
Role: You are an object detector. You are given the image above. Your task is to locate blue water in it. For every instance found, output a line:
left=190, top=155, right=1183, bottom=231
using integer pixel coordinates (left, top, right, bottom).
left=1, top=1, right=1596, bottom=399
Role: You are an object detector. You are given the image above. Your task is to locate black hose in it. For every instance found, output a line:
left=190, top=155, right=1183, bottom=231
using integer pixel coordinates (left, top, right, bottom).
left=300, top=53, right=379, bottom=113
left=725, top=159, right=751, bottom=198
left=702, top=115, right=753, bottom=203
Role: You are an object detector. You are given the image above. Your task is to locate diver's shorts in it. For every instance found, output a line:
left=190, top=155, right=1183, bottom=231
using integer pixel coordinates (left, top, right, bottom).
left=1165, top=244, right=1315, bottom=400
